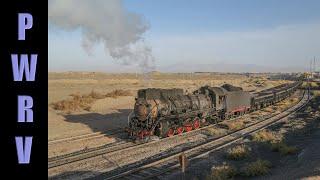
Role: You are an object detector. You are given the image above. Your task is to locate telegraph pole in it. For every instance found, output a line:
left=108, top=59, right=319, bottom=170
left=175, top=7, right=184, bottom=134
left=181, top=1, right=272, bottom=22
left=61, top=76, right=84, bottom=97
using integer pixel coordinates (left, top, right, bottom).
left=315, top=56, right=317, bottom=73
left=314, top=56, right=316, bottom=73
left=307, top=59, right=311, bottom=99
left=310, top=59, right=312, bottom=74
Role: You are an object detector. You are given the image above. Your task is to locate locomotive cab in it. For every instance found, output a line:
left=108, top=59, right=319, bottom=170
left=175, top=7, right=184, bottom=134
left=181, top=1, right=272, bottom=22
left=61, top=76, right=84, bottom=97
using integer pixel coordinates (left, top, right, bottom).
left=196, top=86, right=227, bottom=111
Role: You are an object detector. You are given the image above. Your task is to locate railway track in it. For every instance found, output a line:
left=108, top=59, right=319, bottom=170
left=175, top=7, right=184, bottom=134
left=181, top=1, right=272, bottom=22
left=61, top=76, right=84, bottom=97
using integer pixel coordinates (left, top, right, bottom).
left=89, top=90, right=309, bottom=180
left=48, top=91, right=306, bottom=179
left=48, top=128, right=125, bottom=145
left=49, top=114, right=243, bottom=169
left=48, top=139, right=135, bottom=169
left=48, top=127, right=129, bottom=169
left=48, top=104, right=274, bottom=170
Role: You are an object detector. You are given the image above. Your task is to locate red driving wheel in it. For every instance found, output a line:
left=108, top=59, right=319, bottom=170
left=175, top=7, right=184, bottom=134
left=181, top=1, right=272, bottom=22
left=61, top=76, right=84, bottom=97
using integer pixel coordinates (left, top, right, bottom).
left=176, top=127, right=184, bottom=135
left=184, top=124, right=193, bottom=132
left=193, top=117, right=200, bottom=129
left=167, top=128, right=175, bottom=137
left=137, top=131, right=144, bottom=139
left=137, top=130, right=149, bottom=139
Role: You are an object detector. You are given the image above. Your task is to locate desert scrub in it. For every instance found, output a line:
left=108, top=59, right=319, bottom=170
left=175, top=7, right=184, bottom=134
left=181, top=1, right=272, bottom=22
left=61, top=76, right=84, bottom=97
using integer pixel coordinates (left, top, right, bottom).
left=252, top=130, right=282, bottom=143
left=87, top=90, right=105, bottom=99
left=303, top=82, right=319, bottom=88
left=262, top=107, right=273, bottom=113
left=310, top=82, right=319, bottom=88
left=243, top=159, right=272, bottom=177
left=206, top=127, right=226, bottom=136
left=311, top=90, right=320, bottom=97
left=51, top=93, right=96, bottom=112
left=220, top=120, right=245, bottom=131
left=51, top=89, right=131, bottom=112
left=105, top=89, right=132, bottom=98
left=271, top=142, right=297, bottom=155
left=301, top=82, right=307, bottom=88
left=226, top=145, right=249, bottom=160
left=206, top=164, right=237, bottom=180
left=250, top=111, right=260, bottom=116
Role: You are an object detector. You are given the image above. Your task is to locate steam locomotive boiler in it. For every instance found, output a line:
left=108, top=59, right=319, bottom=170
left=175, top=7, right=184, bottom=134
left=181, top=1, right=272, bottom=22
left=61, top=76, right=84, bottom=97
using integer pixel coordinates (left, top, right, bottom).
left=129, top=88, right=213, bottom=138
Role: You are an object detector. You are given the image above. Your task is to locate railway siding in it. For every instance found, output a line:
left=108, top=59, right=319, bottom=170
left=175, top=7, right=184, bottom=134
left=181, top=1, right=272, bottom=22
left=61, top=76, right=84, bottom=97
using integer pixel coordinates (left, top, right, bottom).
left=48, top=90, right=307, bottom=179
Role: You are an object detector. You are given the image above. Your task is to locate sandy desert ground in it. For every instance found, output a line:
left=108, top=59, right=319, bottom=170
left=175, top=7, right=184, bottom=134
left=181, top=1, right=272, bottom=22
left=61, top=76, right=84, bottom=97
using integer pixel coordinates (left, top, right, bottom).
left=48, top=72, right=320, bottom=179
left=48, top=72, right=289, bottom=157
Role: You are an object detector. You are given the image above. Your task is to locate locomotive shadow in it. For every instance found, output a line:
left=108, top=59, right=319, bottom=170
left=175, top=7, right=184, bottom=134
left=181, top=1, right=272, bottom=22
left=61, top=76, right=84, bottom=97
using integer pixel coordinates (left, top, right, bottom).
left=63, top=109, right=132, bottom=140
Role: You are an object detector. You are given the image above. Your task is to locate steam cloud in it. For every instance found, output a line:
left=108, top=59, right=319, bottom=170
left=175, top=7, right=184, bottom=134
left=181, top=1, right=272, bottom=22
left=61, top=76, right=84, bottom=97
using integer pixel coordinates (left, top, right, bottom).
left=48, top=0, right=155, bottom=74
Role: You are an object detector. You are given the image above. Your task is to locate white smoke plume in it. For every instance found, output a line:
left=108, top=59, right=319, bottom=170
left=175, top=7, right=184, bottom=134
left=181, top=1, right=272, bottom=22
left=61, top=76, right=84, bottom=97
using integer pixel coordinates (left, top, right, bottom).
left=48, top=0, right=155, bottom=74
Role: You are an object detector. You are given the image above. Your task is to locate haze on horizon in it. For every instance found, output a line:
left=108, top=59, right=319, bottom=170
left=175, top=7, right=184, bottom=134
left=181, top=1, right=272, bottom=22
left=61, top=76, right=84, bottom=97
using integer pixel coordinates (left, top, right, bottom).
left=49, top=0, right=320, bottom=73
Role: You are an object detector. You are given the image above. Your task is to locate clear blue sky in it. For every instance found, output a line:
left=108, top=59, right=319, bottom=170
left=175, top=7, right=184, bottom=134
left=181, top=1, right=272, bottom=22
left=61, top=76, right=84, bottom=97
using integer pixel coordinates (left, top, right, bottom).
left=124, top=0, right=320, bottom=34
left=49, top=0, right=320, bottom=72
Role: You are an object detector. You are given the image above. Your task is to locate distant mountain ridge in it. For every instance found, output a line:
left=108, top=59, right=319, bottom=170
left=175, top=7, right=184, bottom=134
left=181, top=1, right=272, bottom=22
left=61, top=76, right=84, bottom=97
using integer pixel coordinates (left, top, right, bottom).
left=158, top=62, right=304, bottom=73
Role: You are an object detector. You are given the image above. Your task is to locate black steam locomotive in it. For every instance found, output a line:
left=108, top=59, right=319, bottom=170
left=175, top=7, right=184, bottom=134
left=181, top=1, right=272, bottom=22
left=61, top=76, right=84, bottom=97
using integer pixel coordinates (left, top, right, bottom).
left=128, top=82, right=301, bottom=139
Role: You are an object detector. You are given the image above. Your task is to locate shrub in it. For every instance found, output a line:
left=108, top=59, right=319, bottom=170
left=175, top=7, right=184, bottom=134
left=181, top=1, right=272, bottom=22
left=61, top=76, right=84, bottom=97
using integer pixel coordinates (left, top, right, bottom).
left=206, top=127, right=226, bottom=136
left=226, top=145, right=249, bottom=160
left=252, top=130, right=281, bottom=143
left=51, top=93, right=95, bottom=112
left=243, top=159, right=272, bottom=177
left=271, top=142, right=297, bottom=155
left=51, top=89, right=131, bottom=112
left=87, top=90, right=105, bottom=99
left=105, top=89, right=132, bottom=98
left=206, top=164, right=237, bottom=180
left=311, top=91, right=320, bottom=97
left=221, top=120, right=245, bottom=131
